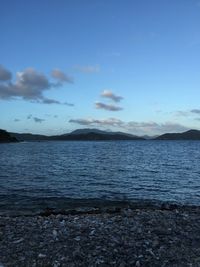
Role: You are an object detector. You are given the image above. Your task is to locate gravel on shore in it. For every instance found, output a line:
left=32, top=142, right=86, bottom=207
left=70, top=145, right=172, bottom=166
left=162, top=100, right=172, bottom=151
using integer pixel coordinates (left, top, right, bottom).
left=0, top=205, right=200, bottom=267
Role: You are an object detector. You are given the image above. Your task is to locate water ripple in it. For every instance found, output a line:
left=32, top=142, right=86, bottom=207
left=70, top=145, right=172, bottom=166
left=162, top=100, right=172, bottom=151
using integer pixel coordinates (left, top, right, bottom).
left=0, top=140, right=200, bottom=213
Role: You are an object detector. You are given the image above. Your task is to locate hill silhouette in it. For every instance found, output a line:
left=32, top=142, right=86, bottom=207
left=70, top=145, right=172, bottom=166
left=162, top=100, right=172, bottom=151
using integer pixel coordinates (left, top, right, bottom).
left=7, top=128, right=200, bottom=142
left=155, top=129, right=200, bottom=140
left=0, top=129, right=18, bottom=143
left=10, top=129, right=144, bottom=141
left=10, top=133, right=49, bottom=141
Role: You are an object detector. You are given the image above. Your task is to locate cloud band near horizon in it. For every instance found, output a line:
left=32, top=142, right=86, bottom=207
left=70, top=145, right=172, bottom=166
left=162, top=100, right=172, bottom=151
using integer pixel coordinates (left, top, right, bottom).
left=69, top=117, right=189, bottom=135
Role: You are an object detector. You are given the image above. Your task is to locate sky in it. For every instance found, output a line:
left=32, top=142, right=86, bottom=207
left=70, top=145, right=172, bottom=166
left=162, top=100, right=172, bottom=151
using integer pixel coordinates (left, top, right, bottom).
left=1, top=0, right=200, bottom=136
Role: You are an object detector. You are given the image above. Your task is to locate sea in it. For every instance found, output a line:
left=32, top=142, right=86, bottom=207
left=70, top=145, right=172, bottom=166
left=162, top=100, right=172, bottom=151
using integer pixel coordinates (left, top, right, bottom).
left=0, top=140, right=200, bottom=215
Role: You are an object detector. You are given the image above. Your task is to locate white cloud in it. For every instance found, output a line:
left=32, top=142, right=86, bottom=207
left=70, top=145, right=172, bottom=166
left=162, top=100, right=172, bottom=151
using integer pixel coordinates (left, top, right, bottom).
left=174, top=109, right=200, bottom=117
left=69, top=117, right=124, bottom=127
left=95, top=102, right=123, bottom=111
left=0, top=65, right=12, bottom=81
left=0, top=65, right=74, bottom=105
left=63, top=102, right=74, bottom=107
left=51, top=69, right=73, bottom=83
left=101, top=90, right=123, bottom=102
left=33, top=117, right=45, bottom=123
left=191, top=109, right=200, bottom=114
left=126, top=121, right=189, bottom=134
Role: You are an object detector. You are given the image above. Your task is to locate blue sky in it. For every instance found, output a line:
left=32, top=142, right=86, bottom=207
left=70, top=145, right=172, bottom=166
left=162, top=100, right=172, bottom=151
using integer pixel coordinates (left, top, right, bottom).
left=1, top=0, right=200, bottom=135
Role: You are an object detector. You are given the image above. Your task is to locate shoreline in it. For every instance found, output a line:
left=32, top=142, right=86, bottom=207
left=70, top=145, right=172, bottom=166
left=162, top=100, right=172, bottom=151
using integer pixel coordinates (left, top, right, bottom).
left=1, top=198, right=200, bottom=217
left=0, top=205, right=200, bottom=266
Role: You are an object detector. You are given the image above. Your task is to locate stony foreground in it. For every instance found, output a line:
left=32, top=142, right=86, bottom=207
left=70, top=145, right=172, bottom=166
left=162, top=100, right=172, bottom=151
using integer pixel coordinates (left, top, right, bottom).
left=0, top=206, right=200, bottom=267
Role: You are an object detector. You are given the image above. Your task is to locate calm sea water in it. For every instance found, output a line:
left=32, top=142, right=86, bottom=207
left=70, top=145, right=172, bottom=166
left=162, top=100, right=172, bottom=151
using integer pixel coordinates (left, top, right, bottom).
left=0, top=141, right=200, bottom=214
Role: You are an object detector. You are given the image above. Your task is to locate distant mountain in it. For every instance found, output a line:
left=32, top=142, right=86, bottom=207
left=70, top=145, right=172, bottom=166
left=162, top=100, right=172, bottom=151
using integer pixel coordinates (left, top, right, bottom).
left=9, top=128, right=200, bottom=141
left=50, top=129, right=144, bottom=141
left=0, top=129, right=18, bottom=143
left=69, top=128, right=109, bottom=135
left=68, top=128, right=141, bottom=139
left=156, top=130, right=200, bottom=140
left=11, top=129, right=144, bottom=141
left=141, top=135, right=159, bottom=140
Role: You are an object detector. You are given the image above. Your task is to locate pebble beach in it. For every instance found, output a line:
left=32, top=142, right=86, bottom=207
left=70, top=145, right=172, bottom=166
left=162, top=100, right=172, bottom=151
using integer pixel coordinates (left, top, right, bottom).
left=0, top=205, right=200, bottom=267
